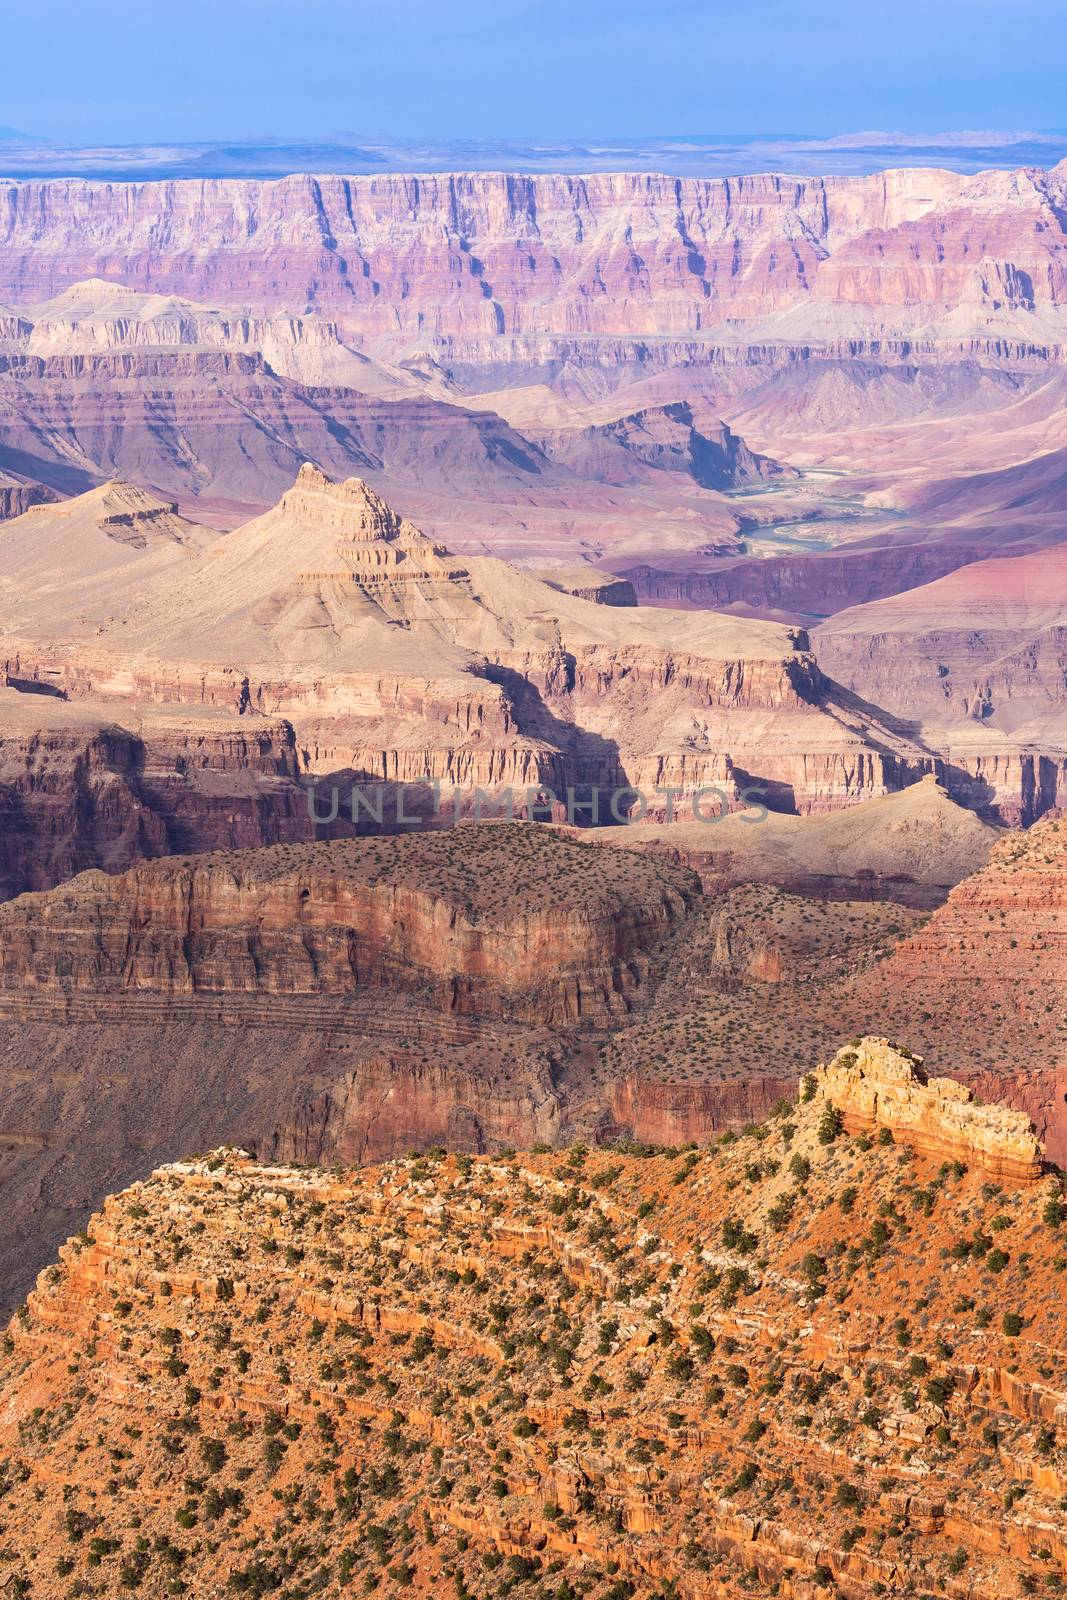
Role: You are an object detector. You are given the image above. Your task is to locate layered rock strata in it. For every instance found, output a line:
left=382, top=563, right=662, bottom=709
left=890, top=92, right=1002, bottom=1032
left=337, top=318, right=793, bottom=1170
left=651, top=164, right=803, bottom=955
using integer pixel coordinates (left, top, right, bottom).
left=0, top=828, right=700, bottom=1027
left=1, top=1056, right=1064, bottom=1598
left=0, top=811, right=1059, bottom=1309
left=1, top=167, right=1066, bottom=342
left=0, top=466, right=971, bottom=852
left=812, top=1037, right=1044, bottom=1182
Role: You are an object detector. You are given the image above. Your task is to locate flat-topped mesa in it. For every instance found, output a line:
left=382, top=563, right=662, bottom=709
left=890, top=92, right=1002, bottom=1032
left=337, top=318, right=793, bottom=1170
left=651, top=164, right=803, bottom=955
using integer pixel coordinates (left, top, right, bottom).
left=811, top=1036, right=1045, bottom=1183
left=286, top=463, right=462, bottom=585
left=0, top=826, right=701, bottom=1027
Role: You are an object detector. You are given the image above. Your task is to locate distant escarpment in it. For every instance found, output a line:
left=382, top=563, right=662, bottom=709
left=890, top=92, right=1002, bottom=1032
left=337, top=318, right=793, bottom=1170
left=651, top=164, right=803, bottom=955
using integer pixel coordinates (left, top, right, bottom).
left=2, top=1052, right=1064, bottom=1598
left=2, top=168, right=1067, bottom=348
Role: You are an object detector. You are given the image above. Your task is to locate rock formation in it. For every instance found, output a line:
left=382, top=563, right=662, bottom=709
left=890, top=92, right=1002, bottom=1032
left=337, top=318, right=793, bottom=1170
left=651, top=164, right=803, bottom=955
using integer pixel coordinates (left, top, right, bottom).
left=604, top=814, right=1067, bottom=1163
left=0, top=167, right=1065, bottom=343
left=533, top=402, right=796, bottom=490
left=0, top=809, right=1054, bottom=1310
left=2, top=1056, right=1065, bottom=1598
left=588, top=774, right=1003, bottom=906
left=815, top=542, right=1067, bottom=731
left=0, top=827, right=699, bottom=1026
left=0, top=469, right=55, bottom=520
left=0, top=465, right=975, bottom=847
left=812, top=1038, right=1044, bottom=1182
left=0, top=691, right=317, bottom=899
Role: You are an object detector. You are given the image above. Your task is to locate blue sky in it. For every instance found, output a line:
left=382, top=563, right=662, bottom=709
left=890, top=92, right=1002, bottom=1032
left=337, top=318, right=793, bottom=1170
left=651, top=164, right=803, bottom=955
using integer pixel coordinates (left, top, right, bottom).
left=2, top=0, right=1062, bottom=144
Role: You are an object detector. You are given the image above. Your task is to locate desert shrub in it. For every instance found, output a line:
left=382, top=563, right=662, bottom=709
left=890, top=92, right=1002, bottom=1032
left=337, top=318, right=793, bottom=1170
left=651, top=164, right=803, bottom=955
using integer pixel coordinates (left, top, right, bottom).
left=818, top=1104, right=844, bottom=1145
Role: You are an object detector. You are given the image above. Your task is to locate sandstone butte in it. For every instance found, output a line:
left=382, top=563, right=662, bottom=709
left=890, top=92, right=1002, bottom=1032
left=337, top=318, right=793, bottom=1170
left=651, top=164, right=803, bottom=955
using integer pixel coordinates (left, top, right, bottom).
left=0, top=1041, right=1065, bottom=1599
left=0, top=465, right=1060, bottom=875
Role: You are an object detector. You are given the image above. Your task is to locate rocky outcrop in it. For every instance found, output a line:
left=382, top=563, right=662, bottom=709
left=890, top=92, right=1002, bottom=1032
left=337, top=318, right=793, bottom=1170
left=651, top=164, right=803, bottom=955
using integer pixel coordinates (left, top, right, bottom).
left=0, top=699, right=319, bottom=898
left=0, top=474, right=56, bottom=520
left=3, top=1089, right=1066, bottom=1598
left=535, top=402, right=796, bottom=489
left=813, top=1037, right=1045, bottom=1181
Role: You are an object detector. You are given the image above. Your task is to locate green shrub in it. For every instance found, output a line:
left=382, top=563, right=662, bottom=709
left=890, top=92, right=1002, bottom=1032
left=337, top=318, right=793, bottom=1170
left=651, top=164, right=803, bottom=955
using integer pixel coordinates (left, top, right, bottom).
left=817, top=1104, right=844, bottom=1145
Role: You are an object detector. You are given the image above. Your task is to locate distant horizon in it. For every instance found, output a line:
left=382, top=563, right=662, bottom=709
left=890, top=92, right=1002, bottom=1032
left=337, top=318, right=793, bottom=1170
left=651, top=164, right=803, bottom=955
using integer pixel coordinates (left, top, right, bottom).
left=2, top=127, right=1067, bottom=184
left=6, top=127, right=1067, bottom=146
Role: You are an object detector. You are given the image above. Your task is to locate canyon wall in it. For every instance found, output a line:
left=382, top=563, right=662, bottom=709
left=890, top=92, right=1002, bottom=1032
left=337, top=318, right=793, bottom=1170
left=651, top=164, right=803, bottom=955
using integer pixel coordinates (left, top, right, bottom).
left=0, top=168, right=1064, bottom=347
left=0, top=703, right=316, bottom=897
left=0, top=830, right=700, bottom=1027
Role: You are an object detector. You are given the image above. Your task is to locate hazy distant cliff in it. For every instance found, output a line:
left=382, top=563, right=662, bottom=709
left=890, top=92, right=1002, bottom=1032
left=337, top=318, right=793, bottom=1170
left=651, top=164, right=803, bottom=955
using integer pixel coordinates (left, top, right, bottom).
left=1, top=166, right=1065, bottom=345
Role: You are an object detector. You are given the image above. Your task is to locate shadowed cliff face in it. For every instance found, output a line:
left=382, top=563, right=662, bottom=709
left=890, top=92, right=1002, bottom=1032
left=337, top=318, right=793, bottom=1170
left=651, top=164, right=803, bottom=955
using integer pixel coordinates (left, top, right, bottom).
left=1, top=1048, right=1064, bottom=1599
left=0, top=706, right=319, bottom=899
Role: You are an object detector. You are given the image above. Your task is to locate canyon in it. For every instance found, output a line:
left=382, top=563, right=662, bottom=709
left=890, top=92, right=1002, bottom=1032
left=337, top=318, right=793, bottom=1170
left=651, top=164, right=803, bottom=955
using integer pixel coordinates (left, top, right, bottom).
left=0, top=170, right=1065, bottom=588
left=0, top=170, right=1063, bottom=822
left=5, top=464, right=1020, bottom=856
left=0, top=149, right=1063, bottom=1591
left=0, top=464, right=1060, bottom=860
left=0, top=802, right=1060, bottom=1311
left=2, top=1044, right=1066, bottom=1597
left=1, top=167, right=1066, bottom=343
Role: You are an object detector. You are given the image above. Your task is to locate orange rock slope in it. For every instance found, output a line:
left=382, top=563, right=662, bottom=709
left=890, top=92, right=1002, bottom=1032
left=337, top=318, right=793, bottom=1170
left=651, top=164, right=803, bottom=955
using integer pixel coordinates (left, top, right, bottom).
left=1, top=1041, right=1066, bottom=1599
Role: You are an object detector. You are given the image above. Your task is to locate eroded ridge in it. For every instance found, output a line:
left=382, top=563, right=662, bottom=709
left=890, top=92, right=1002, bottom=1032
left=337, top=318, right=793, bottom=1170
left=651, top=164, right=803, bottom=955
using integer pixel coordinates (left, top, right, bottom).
left=1, top=1044, right=1065, bottom=1598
